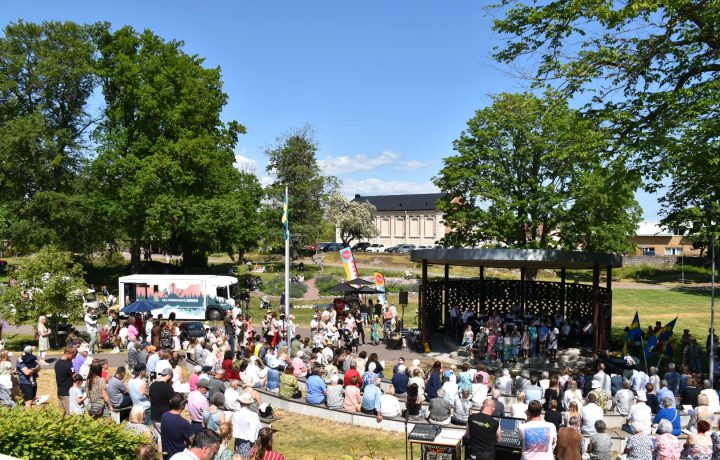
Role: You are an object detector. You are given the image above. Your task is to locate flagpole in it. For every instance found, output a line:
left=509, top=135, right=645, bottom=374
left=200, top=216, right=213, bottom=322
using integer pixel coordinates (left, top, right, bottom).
left=284, top=186, right=290, bottom=321
left=639, top=335, right=649, bottom=374
left=710, top=235, right=716, bottom=380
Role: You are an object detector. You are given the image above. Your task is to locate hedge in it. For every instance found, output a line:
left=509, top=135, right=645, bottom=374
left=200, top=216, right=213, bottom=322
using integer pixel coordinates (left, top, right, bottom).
left=0, top=406, right=146, bottom=460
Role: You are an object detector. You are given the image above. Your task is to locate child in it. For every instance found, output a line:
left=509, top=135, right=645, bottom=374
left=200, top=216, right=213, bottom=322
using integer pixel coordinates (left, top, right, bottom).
left=503, top=332, right=513, bottom=363
left=512, top=328, right=521, bottom=361
left=487, top=331, right=497, bottom=362
left=461, top=325, right=474, bottom=349
left=69, top=374, right=87, bottom=415
left=494, top=331, right=504, bottom=364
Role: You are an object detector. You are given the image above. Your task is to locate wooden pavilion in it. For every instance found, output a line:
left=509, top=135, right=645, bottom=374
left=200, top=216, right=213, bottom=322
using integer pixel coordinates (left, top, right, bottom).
left=409, top=248, right=622, bottom=354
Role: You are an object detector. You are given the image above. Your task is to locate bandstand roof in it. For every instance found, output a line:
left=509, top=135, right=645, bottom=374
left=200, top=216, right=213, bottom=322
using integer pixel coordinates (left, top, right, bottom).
left=410, top=248, right=622, bottom=270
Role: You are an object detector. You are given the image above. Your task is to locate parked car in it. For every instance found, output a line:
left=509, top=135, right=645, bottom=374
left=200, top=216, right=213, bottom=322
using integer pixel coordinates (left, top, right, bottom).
left=366, top=244, right=386, bottom=253
left=385, top=245, right=402, bottom=253
left=304, top=244, right=317, bottom=252
left=352, top=242, right=371, bottom=252
left=324, top=242, right=344, bottom=251
left=179, top=321, right=206, bottom=342
left=317, top=242, right=333, bottom=251
left=394, top=244, right=416, bottom=253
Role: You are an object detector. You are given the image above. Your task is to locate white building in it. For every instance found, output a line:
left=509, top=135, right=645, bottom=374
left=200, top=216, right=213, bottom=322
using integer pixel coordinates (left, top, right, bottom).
left=343, top=193, right=449, bottom=247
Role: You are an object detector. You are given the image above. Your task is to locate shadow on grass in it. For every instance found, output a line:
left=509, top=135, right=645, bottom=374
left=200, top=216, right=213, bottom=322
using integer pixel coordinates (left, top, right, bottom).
left=669, top=286, right=714, bottom=298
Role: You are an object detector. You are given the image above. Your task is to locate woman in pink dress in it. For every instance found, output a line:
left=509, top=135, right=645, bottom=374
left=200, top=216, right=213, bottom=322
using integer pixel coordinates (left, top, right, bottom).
left=487, top=331, right=497, bottom=362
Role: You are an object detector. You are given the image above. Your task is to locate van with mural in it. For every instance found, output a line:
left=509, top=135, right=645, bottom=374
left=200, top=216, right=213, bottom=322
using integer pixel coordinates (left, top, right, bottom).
left=117, top=274, right=239, bottom=321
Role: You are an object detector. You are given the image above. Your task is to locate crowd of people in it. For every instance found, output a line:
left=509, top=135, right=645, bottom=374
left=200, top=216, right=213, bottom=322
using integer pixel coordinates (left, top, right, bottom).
left=8, top=299, right=720, bottom=460
left=450, top=306, right=596, bottom=363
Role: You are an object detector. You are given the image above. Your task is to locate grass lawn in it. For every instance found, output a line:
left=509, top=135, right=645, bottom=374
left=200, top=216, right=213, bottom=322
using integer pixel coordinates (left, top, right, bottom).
left=612, top=287, right=714, bottom=340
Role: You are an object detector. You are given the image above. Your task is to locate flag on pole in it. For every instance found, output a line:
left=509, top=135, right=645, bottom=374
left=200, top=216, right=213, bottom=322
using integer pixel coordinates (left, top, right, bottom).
left=624, top=311, right=642, bottom=354
left=646, top=316, right=678, bottom=355
left=281, top=188, right=288, bottom=241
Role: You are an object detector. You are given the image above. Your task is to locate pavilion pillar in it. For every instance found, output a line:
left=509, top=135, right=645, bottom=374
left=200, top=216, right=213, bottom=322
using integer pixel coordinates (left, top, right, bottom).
left=560, top=268, right=566, bottom=318
left=520, top=267, right=526, bottom=315
left=605, top=265, right=613, bottom=352
left=444, top=264, right=450, bottom=324
left=592, top=263, right=601, bottom=353
left=420, top=258, right=428, bottom=347
left=479, top=266, right=485, bottom=314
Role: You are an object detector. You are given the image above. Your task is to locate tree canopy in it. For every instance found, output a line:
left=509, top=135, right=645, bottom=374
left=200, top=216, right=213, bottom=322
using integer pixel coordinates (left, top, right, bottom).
left=492, top=0, right=720, bottom=234
left=327, top=193, right=379, bottom=247
left=0, top=245, right=86, bottom=324
left=0, top=20, right=264, bottom=270
left=434, top=92, right=641, bottom=252
left=264, top=126, right=334, bottom=248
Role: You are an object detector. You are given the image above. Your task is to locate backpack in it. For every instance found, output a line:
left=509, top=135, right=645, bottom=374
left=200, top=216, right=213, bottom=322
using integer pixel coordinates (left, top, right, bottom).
left=160, top=328, right=173, bottom=349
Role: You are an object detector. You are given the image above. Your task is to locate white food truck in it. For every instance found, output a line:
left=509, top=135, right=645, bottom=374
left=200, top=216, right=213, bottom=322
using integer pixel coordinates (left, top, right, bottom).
left=118, top=274, right=239, bottom=321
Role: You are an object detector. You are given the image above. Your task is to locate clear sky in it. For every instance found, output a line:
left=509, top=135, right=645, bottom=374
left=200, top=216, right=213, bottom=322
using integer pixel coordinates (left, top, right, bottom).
left=3, top=0, right=661, bottom=219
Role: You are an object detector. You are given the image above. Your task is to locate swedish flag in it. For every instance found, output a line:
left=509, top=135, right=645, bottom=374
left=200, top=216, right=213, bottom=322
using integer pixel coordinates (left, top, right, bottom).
left=624, top=311, right=642, bottom=354
left=646, top=316, right=678, bottom=355
left=281, top=188, right=288, bottom=241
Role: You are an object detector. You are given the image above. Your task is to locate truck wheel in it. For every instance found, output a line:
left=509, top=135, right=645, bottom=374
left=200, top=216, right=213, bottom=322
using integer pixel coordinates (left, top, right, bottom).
left=207, top=308, right=223, bottom=321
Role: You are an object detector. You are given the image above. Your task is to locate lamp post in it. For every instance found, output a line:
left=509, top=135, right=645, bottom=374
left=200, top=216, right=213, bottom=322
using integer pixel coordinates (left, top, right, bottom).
left=710, top=235, right=716, bottom=381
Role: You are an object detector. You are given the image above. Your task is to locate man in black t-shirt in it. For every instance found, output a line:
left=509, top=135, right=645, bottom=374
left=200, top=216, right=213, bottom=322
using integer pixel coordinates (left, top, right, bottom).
left=54, top=347, right=76, bottom=416
left=223, top=309, right=235, bottom=354
left=466, top=399, right=500, bottom=460
left=149, top=368, right=176, bottom=428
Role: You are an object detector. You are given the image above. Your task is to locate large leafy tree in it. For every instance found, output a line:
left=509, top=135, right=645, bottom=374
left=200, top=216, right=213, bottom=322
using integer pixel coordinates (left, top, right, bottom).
left=0, top=20, right=105, bottom=253
left=492, top=0, right=720, bottom=235
left=327, top=193, right=379, bottom=247
left=92, top=26, right=254, bottom=270
left=264, top=126, right=332, bottom=248
left=0, top=245, right=86, bottom=324
left=434, top=92, right=641, bottom=252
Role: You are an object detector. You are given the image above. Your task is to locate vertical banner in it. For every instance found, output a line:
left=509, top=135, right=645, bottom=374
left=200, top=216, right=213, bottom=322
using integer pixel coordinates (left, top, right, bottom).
left=374, top=271, right=386, bottom=305
left=339, top=247, right=359, bottom=281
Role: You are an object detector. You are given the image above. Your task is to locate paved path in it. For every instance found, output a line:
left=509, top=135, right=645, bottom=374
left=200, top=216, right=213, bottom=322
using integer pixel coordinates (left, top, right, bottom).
left=301, top=277, right=320, bottom=300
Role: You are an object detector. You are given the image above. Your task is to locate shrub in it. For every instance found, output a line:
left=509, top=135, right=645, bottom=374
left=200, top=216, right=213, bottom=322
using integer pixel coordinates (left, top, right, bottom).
left=0, top=406, right=146, bottom=459
left=262, top=275, right=307, bottom=298
left=315, top=275, right=342, bottom=295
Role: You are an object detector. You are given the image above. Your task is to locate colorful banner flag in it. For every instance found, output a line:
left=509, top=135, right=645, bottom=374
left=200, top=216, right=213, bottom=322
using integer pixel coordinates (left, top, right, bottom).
left=624, top=311, right=642, bottom=355
left=646, top=316, right=678, bottom=355
left=374, top=272, right=386, bottom=305
left=339, top=247, right=359, bottom=281
left=281, top=189, right=288, bottom=241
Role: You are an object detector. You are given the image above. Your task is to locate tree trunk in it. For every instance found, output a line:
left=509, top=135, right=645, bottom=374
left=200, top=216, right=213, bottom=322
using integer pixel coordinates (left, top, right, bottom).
left=130, top=239, right=142, bottom=273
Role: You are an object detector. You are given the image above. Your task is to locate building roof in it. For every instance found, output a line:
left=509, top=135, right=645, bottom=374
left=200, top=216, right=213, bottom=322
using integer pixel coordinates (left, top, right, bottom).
left=352, top=193, right=448, bottom=212
left=636, top=221, right=676, bottom=237
left=410, top=248, right=622, bottom=269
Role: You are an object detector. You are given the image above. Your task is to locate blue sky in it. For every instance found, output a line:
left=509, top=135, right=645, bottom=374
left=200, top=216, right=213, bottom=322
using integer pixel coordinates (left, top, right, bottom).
left=4, top=0, right=661, bottom=219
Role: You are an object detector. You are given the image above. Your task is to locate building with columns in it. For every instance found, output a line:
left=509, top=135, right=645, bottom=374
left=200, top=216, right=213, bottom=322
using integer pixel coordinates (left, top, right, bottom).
left=344, top=193, right=449, bottom=247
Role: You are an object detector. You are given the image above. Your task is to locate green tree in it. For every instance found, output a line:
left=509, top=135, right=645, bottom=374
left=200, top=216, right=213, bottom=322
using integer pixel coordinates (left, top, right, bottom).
left=327, top=193, right=379, bottom=247
left=264, top=126, right=332, bottom=248
left=492, top=0, right=720, bottom=237
left=0, top=20, right=104, bottom=253
left=0, top=245, right=86, bottom=324
left=92, top=26, right=253, bottom=270
left=433, top=92, right=640, bottom=252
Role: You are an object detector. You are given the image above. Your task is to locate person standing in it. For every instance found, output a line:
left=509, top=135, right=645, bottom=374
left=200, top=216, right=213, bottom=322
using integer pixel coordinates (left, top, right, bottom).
left=187, top=379, right=210, bottom=434
left=84, top=308, right=99, bottom=354
left=37, top=315, right=51, bottom=364
left=224, top=309, right=236, bottom=355
left=466, top=399, right=500, bottom=460
left=149, top=368, right=175, bottom=432
left=17, top=346, right=40, bottom=408
left=161, top=393, right=194, bottom=460
left=232, top=393, right=262, bottom=460
left=169, top=429, right=222, bottom=460
left=555, top=416, right=583, bottom=460
left=518, top=400, right=557, bottom=460
left=54, top=347, right=76, bottom=416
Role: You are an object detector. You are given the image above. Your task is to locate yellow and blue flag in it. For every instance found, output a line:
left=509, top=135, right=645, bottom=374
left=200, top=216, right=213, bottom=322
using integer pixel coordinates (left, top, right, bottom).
left=623, top=311, right=642, bottom=354
left=646, top=316, right=678, bottom=355
left=281, top=188, right=288, bottom=241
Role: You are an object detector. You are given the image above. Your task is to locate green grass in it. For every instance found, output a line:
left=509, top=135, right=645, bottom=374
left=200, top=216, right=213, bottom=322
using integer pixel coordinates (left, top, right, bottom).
left=612, top=287, right=714, bottom=340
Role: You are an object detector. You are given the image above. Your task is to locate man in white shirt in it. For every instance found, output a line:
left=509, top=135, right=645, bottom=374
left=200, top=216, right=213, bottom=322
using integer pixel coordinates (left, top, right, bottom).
left=224, top=380, right=241, bottom=412
left=232, top=393, right=262, bottom=457
left=169, top=428, right=222, bottom=460
left=496, top=369, right=513, bottom=395
left=593, top=363, right=612, bottom=397
left=613, top=379, right=635, bottom=416
left=701, top=380, right=720, bottom=413
left=630, top=368, right=649, bottom=393
left=519, top=400, right=557, bottom=460
left=580, top=393, right=605, bottom=435
left=624, top=392, right=652, bottom=434
left=84, top=308, right=99, bottom=354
